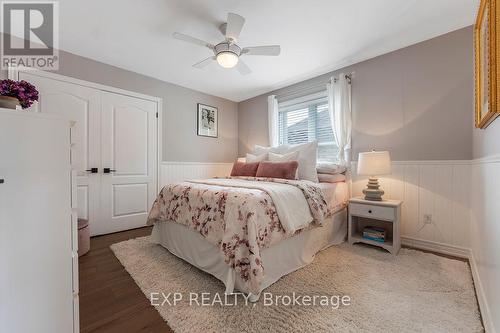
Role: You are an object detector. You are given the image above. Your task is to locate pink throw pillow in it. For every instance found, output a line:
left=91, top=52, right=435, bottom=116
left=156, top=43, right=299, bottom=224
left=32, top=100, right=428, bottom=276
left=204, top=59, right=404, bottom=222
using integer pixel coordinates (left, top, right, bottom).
left=230, top=161, right=260, bottom=177
left=256, top=161, right=299, bottom=180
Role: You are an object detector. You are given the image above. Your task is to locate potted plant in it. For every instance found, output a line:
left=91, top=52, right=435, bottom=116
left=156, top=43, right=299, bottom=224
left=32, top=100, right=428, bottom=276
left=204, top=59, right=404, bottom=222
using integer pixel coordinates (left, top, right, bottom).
left=0, top=79, right=39, bottom=110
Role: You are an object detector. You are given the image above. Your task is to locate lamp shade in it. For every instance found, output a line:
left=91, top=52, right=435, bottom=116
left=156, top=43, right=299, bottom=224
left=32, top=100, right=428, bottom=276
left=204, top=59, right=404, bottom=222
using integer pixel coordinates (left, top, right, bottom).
left=357, top=151, right=391, bottom=176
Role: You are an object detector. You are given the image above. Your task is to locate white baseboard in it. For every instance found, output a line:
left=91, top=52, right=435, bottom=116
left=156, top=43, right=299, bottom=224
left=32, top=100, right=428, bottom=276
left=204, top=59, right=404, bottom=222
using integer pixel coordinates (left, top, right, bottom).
left=469, top=252, right=495, bottom=333
left=401, top=236, right=471, bottom=258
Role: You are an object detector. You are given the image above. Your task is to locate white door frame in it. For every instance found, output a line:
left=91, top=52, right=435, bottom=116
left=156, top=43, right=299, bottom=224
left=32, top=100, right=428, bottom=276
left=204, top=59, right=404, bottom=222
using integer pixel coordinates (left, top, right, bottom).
left=8, top=66, right=163, bottom=194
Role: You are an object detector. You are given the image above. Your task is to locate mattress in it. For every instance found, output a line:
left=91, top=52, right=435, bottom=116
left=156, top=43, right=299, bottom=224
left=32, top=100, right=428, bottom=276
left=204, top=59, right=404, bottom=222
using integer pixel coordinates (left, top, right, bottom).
left=149, top=180, right=349, bottom=299
left=317, top=181, right=349, bottom=209
left=151, top=207, right=347, bottom=300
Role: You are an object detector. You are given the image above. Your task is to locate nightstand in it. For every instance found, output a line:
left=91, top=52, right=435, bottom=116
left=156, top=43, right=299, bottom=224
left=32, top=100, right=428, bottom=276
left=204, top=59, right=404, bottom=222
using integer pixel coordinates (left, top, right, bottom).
left=348, top=197, right=403, bottom=255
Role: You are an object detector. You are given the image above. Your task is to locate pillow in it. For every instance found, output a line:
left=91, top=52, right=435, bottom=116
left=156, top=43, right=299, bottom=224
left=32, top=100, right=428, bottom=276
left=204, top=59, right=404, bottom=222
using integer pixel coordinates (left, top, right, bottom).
left=268, top=151, right=300, bottom=162
left=256, top=161, right=299, bottom=180
left=317, top=163, right=347, bottom=175
left=230, top=161, right=260, bottom=177
left=246, top=153, right=268, bottom=163
left=253, top=144, right=290, bottom=155
left=284, top=141, right=319, bottom=182
left=318, top=173, right=346, bottom=183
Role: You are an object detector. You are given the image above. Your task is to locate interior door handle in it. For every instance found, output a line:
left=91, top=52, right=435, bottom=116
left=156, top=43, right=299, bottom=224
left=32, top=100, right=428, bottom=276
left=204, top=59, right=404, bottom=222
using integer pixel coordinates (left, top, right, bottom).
left=85, top=168, right=98, bottom=173
left=103, top=168, right=116, bottom=174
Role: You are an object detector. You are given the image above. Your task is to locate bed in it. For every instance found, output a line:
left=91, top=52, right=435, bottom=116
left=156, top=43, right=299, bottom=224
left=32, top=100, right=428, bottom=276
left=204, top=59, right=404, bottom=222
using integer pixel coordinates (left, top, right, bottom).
left=147, top=176, right=348, bottom=300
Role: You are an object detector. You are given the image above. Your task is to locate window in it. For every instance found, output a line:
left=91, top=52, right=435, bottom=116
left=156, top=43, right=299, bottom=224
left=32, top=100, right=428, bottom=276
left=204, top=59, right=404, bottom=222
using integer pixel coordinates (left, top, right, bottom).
left=278, top=92, right=338, bottom=162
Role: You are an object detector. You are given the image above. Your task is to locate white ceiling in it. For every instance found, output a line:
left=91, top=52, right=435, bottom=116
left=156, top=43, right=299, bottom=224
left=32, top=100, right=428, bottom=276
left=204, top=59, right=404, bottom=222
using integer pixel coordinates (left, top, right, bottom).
left=58, top=0, right=478, bottom=102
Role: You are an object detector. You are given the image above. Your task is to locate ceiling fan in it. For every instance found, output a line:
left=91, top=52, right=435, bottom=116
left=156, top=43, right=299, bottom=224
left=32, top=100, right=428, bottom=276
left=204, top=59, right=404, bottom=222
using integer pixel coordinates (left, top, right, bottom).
left=172, top=13, right=281, bottom=75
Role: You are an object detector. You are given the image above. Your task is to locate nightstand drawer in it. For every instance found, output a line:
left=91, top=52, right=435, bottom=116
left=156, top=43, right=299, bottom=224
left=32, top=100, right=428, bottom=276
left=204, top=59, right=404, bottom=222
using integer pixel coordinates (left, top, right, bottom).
left=350, top=203, right=394, bottom=221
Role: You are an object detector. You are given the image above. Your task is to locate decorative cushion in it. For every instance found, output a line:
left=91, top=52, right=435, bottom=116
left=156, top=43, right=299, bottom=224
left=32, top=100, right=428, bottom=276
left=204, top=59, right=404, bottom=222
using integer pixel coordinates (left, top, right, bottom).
left=268, top=151, right=300, bottom=162
left=230, top=161, right=260, bottom=177
left=284, top=141, right=319, bottom=182
left=317, top=163, right=347, bottom=175
left=318, top=173, right=346, bottom=183
left=246, top=153, right=268, bottom=163
left=253, top=144, right=290, bottom=155
left=256, top=161, right=299, bottom=180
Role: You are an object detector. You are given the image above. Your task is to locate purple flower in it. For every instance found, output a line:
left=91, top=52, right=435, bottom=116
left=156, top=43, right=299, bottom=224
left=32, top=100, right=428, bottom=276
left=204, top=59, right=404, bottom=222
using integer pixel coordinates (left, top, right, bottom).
left=0, top=79, right=39, bottom=109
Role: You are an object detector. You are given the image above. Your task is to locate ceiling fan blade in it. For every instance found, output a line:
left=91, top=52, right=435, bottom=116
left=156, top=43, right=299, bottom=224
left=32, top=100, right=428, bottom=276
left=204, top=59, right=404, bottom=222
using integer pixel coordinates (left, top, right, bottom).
left=172, top=32, right=214, bottom=49
left=242, top=45, right=281, bottom=56
left=225, top=13, right=245, bottom=42
left=236, top=59, right=251, bottom=75
left=193, top=56, right=215, bottom=69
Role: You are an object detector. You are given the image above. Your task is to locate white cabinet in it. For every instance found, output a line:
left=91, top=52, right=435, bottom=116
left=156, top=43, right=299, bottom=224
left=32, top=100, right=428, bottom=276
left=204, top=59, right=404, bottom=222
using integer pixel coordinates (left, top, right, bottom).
left=348, top=197, right=402, bottom=255
left=0, top=109, right=77, bottom=333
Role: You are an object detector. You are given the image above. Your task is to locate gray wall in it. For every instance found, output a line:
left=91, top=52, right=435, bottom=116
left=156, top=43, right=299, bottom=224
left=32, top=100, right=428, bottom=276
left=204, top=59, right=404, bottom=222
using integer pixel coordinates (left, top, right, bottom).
left=473, top=116, right=500, bottom=159
left=0, top=48, right=239, bottom=163
left=238, top=26, right=474, bottom=161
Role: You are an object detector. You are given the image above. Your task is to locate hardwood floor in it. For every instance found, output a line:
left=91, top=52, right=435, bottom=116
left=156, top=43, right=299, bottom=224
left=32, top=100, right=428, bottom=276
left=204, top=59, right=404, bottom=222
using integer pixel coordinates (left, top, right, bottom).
left=79, top=227, right=470, bottom=332
left=79, top=227, right=173, bottom=333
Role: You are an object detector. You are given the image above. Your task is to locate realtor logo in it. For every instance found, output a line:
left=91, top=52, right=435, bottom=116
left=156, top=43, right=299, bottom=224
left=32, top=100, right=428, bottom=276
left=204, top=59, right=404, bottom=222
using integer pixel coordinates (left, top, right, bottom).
left=1, top=1, right=59, bottom=70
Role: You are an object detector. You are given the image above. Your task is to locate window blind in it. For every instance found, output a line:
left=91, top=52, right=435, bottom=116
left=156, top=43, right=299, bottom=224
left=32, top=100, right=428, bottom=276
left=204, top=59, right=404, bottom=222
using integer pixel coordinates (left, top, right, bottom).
left=278, top=92, right=338, bottom=162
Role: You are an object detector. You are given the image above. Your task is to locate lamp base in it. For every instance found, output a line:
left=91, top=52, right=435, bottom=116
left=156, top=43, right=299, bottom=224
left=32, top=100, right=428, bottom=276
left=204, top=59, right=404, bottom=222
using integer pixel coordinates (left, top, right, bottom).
left=362, top=177, right=385, bottom=201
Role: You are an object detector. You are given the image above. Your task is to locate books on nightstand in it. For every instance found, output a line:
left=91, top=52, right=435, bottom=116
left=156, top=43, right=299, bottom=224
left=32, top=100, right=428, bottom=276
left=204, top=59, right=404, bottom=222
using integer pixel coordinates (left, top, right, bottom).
left=362, top=226, right=387, bottom=243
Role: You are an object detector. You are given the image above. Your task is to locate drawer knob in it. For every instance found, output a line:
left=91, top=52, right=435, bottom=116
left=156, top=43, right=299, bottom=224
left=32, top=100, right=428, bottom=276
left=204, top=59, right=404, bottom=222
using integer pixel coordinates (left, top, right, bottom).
left=368, top=210, right=372, bottom=214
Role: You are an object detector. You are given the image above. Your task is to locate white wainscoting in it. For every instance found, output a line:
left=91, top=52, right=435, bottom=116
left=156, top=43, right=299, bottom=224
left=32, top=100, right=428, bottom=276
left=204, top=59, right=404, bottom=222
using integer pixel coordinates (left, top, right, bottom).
left=351, top=160, right=471, bottom=257
left=160, top=162, right=233, bottom=187
left=469, top=155, right=500, bottom=333
left=160, top=160, right=471, bottom=257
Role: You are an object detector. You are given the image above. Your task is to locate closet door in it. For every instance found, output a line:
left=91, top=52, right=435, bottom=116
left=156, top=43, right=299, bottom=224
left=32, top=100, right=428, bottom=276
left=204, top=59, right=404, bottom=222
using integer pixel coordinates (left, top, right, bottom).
left=98, top=91, right=157, bottom=235
left=18, top=72, right=101, bottom=229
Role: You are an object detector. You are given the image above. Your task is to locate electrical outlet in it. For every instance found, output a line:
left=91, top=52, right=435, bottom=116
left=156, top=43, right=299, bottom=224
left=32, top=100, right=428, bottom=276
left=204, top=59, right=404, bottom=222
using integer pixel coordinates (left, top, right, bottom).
left=423, top=214, right=432, bottom=224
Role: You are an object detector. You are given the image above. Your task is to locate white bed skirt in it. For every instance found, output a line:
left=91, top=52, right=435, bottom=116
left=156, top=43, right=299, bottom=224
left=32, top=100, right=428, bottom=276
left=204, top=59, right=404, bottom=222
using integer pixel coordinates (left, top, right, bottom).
left=151, top=208, right=347, bottom=300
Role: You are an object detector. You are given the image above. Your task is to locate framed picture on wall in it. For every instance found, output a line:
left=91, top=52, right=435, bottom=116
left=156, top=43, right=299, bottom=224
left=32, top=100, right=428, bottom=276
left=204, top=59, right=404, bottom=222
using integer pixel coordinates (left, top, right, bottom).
left=197, top=103, right=218, bottom=138
left=475, top=0, right=500, bottom=128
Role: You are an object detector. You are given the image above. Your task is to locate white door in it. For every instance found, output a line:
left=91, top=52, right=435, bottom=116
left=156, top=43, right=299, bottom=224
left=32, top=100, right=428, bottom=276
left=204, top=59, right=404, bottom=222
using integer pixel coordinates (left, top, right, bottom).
left=19, top=72, right=101, bottom=228
left=17, top=71, right=159, bottom=236
left=98, top=91, right=158, bottom=235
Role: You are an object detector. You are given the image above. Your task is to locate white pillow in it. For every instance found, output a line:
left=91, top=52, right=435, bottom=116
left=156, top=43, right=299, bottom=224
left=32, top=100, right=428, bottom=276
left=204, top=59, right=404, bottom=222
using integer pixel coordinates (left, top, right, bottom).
left=268, top=151, right=300, bottom=162
left=253, top=144, right=290, bottom=155
left=318, top=173, right=346, bottom=183
left=246, top=153, right=268, bottom=163
left=316, top=163, right=347, bottom=175
left=284, top=141, right=318, bottom=182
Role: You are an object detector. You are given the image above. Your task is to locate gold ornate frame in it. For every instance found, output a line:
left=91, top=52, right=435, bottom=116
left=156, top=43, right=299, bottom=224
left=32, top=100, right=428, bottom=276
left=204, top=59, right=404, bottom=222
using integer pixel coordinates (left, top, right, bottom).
left=475, top=0, right=500, bottom=128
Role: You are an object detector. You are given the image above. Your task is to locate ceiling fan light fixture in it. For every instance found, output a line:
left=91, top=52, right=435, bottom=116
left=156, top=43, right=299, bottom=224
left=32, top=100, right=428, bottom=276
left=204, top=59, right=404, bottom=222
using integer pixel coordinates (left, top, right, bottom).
left=173, top=13, right=281, bottom=75
left=216, top=51, right=239, bottom=68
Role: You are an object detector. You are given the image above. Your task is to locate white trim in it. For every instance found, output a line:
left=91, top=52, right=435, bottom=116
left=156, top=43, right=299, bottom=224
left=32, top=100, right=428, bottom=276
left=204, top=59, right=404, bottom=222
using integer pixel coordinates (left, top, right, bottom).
left=162, top=161, right=233, bottom=166
left=391, top=160, right=472, bottom=165
left=156, top=101, right=163, bottom=194
left=9, top=66, right=164, bottom=193
left=278, top=90, right=327, bottom=110
left=401, top=236, right=470, bottom=258
left=469, top=252, right=496, bottom=333
left=471, top=154, right=500, bottom=164
left=352, top=160, right=472, bottom=166
left=8, top=65, right=161, bottom=103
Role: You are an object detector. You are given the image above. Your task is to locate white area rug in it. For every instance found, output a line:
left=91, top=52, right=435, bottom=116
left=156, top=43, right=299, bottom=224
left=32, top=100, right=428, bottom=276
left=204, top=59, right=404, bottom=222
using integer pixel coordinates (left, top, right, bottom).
left=111, top=237, right=483, bottom=333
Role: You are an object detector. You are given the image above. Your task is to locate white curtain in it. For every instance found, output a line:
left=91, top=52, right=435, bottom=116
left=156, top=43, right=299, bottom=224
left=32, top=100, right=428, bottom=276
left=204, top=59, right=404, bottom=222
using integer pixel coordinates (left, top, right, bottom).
left=267, top=95, right=279, bottom=146
left=327, top=73, right=352, bottom=166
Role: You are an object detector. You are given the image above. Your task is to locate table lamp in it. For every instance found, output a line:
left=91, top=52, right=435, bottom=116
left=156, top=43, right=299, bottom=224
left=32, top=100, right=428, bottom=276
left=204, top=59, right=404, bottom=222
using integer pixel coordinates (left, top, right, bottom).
left=357, top=150, right=391, bottom=201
